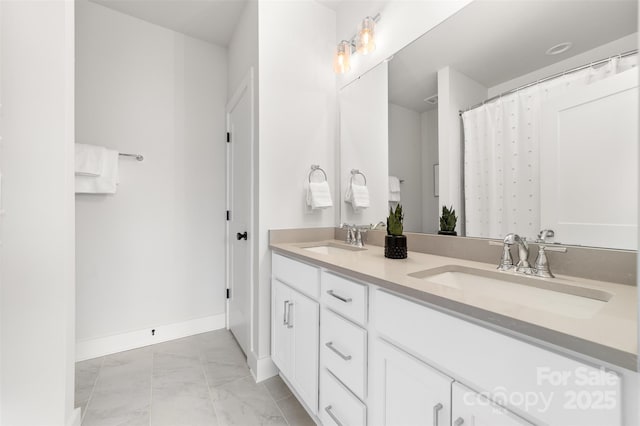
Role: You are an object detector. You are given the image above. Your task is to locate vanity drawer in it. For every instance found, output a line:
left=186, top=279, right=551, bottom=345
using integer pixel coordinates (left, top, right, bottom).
left=321, top=271, right=367, bottom=325
left=321, top=309, right=367, bottom=400
left=272, top=253, right=319, bottom=298
left=319, top=369, right=366, bottom=426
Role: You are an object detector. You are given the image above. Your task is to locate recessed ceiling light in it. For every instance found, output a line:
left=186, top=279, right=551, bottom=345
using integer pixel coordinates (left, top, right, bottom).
left=546, top=42, right=572, bottom=56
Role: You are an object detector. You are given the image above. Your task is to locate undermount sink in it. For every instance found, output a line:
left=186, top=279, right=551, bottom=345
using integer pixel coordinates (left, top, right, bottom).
left=408, top=265, right=612, bottom=319
left=301, top=242, right=366, bottom=255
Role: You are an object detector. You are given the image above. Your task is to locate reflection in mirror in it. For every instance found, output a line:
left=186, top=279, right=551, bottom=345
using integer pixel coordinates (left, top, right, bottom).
left=341, top=0, right=638, bottom=250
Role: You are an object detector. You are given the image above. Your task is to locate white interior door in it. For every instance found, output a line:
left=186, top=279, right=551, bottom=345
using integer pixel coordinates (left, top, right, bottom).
left=227, top=70, right=254, bottom=356
left=540, top=69, right=638, bottom=249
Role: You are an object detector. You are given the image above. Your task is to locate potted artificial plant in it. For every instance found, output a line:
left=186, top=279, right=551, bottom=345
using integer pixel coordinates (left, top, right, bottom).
left=438, top=205, right=458, bottom=236
left=385, top=204, right=407, bottom=259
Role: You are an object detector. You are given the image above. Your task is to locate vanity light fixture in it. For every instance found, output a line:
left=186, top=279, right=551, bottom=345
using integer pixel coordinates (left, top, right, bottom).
left=333, top=13, right=381, bottom=74
left=356, top=15, right=377, bottom=55
left=546, top=42, right=572, bottom=56
left=333, top=40, right=352, bottom=74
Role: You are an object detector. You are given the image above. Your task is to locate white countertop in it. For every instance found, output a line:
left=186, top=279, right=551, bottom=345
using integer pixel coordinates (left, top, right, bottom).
left=271, top=239, right=638, bottom=371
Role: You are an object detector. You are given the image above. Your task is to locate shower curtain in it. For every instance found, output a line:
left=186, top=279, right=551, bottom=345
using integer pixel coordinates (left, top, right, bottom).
left=461, top=55, right=638, bottom=240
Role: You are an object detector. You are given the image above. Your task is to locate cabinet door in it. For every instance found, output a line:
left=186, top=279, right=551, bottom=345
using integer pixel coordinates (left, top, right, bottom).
left=290, top=289, right=319, bottom=414
left=370, top=339, right=452, bottom=426
left=452, top=382, right=534, bottom=426
left=271, top=279, right=291, bottom=376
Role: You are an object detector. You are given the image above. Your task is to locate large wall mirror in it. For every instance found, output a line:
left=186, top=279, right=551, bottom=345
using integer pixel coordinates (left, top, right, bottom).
left=339, top=0, right=638, bottom=250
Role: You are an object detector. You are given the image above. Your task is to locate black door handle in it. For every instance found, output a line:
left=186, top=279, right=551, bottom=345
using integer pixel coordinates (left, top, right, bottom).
left=237, top=232, right=248, bottom=240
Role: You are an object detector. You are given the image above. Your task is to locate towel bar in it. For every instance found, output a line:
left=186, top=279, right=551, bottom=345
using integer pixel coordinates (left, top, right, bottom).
left=308, top=165, right=328, bottom=183
left=119, top=152, right=144, bottom=161
left=350, top=169, right=367, bottom=186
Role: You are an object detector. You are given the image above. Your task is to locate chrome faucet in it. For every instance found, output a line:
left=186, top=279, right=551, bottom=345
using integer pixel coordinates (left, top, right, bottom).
left=503, top=233, right=533, bottom=275
left=496, top=229, right=565, bottom=278
left=533, top=229, right=556, bottom=278
left=340, top=222, right=385, bottom=248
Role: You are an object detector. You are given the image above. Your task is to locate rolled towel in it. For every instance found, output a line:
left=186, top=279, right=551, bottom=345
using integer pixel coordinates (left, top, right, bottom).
left=75, top=143, right=106, bottom=177
left=345, top=183, right=370, bottom=211
left=306, top=180, right=333, bottom=209
left=75, top=149, right=119, bottom=194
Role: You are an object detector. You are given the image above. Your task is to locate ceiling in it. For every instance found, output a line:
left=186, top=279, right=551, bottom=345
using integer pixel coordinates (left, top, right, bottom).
left=388, top=0, right=638, bottom=113
left=90, top=0, right=248, bottom=46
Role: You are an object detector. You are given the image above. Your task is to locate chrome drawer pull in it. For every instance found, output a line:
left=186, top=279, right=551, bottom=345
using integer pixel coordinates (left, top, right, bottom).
left=327, top=289, right=352, bottom=303
left=325, top=405, right=344, bottom=426
left=433, top=403, right=443, bottom=426
left=325, top=341, right=352, bottom=361
left=454, top=417, right=465, bottom=426
left=286, top=302, right=294, bottom=328
left=283, top=301, right=289, bottom=325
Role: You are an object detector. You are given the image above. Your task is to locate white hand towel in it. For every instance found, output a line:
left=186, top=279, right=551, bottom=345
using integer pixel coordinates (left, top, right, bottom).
left=345, top=183, right=370, bottom=211
left=389, top=176, right=401, bottom=193
left=75, top=143, right=106, bottom=177
left=75, top=149, right=119, bottom=194
left=389, top=175, right=401, bottom=202
left=306, top=181, right=333, bottom=209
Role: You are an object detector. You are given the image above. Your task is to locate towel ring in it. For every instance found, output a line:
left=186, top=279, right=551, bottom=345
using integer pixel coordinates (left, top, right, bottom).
left=308, top=165, right=328, bottom=183
left=350, top=169, right=367, bottom=186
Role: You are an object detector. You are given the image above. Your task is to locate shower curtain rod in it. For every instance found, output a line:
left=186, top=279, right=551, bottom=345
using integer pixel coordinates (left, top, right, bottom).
left=459, top=49, right=638, bottom=116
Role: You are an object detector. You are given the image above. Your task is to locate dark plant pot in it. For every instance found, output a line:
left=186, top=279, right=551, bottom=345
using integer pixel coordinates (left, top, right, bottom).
left=438, top=230, right=457, bottom=236
left=385, top=235, right=407, bottom=259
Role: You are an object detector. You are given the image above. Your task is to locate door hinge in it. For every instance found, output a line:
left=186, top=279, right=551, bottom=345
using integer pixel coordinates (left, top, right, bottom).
left=226, top=210, right=230, bottom=221
left=226, top=288, right=230, bottom=299
left=226, top=132, right=231, bottom=143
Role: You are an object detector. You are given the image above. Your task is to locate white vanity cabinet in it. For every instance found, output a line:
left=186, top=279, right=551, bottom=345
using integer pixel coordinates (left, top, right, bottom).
left=271, top=254, right=320, bottom=414
left=271, top=252, right=625, bottom=426
left=370, top=339, right=452, bottom=426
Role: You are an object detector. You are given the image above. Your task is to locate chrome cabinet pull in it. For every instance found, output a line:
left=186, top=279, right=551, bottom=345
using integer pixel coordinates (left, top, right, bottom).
left=433, top=403, right=443, bottom=425
left=454, top=417, right=465, bottom=426
left=325, top=341, right=352, bottom=361
left=326, top=289, right=352, bottom=303
left=283, top=301, right=289, bottom=325
left=324, top=405, right=344, bottom=426
left=286, top=302, right=294, bottom=328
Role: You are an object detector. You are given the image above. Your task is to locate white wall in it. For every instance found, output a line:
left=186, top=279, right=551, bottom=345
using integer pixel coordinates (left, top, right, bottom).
left=340, top=63, right=389, bottom=226
left=75, top=1, right=227, bottom=346
left=421, top=108, right=439, bottom=233
left=388, top=103, right=422, bottom=232
left=228, top=0, right=258, bottom=99
left=335, top=0, right=472, bottom=88
left=257, top=0, right=336, bottom=365
left=0, top=1, right=77, bottom=424
left=437, top=66, right=487, bottom=233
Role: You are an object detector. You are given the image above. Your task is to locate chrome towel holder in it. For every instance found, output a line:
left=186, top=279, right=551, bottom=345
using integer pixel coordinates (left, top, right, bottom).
left=119, top=152, right=144, bottom=161
left=350, top=169, right=367, bottom=185
left=308, top=165, right=328, bottom=183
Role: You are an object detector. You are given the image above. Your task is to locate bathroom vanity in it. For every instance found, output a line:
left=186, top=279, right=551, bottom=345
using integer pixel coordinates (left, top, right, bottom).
left=269, top=232, right=637, bottom=426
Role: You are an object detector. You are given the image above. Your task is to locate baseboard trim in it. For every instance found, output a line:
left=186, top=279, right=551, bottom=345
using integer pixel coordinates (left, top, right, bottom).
left=248, top=352, right=278, bottom=383
left=76, top=314, right=226, bottom=361
left=66, top=407, right=81, bottom=426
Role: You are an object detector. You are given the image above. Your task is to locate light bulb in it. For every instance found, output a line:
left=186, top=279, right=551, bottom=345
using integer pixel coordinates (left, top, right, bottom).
left=356, top=16, right=376, bottom=55
left=333, top=40, right=351, bottom=74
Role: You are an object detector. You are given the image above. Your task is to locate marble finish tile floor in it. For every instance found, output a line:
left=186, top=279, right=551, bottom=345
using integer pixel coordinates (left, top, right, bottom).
left=76, top=329, right=315, bottom=426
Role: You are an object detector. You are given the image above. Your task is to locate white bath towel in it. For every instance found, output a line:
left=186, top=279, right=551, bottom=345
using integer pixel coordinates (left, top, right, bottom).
left=75, top=143, right=106, bottom=177
left=345, top=183, right=370, bottom=211
left=389, top=176, right=401, bottom=202
left=306, top=181, right=333, bottom=209
left=75, top=149, right=119, bottom=194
